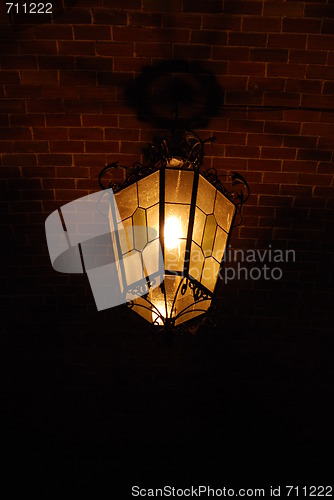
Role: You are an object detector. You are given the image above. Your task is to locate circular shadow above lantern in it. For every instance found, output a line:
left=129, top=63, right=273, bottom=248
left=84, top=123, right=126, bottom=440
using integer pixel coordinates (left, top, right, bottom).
left=125, top=60, right=224, bottom=129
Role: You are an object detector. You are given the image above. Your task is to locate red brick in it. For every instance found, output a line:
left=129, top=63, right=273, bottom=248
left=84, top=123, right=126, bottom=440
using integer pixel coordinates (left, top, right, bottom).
left=49, top=141, right=84, bottom=153
left=69, top=128, right=103, bottom=141
left=285, top=79, right=322, bottom=94
left=85, top=141, right=120, bottom=153
left=96, top=42, right=133, bottom=57
left=59, top=71, right=96, bottom=86
left=191, top=31, right=228, bottom=45
left=268, top=34, right=306, bottom=49
left=92, top=9, right=127, bottom=25
left=2, top=154, right=36, bottom=166
left=302, top=94, right=334, bottom=109
left=109, top=0, right=141, bottom=7
left=105, top=129, right=140, bottom=141
left=226, top=91, right=262, bottom=105
left=82, top=115, right=118, bottom=127
left=229, top=119, right=263, bottom=133
left=242, top=17, right=281, bottom=33
left=306, top=65, right=334, bottom=81
left=301, top=123, right=334, bottom=136
left=42, top=86, right=77, bottom=100
left=0, top=128, right=32, bottom=140
left=239, top=227, right=273, bottom=239
left=297, top=149, right=331, bottom=162
left=283, top=18, right=321, bottom=34
left=250, top=49, right=288, bottom=62
left=1, top=55, right=37, bottom=69
left=264, top=2, right=304, bottom=17
left=76, top=57, right=114, bottom=71
left=307, top=35, right=334, bottom=50
left=46, top=115, right=81, bottom=127
left=224, top=1, right=262, bottom=15
left=263, top=172, right=297, bottom=184
left=0, top=115, right=8, bottom=126
left=248, top=77, right=285, bottom=92
left=259, top=195, right=293, bottom=207
left=324, top=82, right=334, bottom=95
left=33, top=128, right=68, bottom=140
left=53, top=8, right=92, bottom=24
left=322, top=20, right=334, bottom=35
left=19, top=41, right=57, bottom=55
left=34, top=25, right=73, bottom=40
left=0, top=71, right=20, bottom=84
left=318, top=162, right=334, bottom=174
left=0, top=41, right=19, bottom=55
left=173, top=44, right=211, bottom=59
left=290, top=49, right=327, bottom=65
left=318, top=137, right=334, bottom=150
left=305, top=4, right=334, bottom=18
left=144, top=0, right=182, bottom=11
left=283, top=160, right=317, bottom=173
left=183, top=0, right=223, bottom=13
left=226, top=145, right=260, bottom=158
left=129, top=13, right=162, bottom=27
left=248, top=134, right=283, bottom=147
left=38, top=55, right=75, bottom=70
left=21, top=71, right=58, bottom=85
left=313, top=186, right=334, bottom=198
left=27, top=99, right=64, bottom=113
left=268, top=63, right=305, bottom=78
left=261, top=148, right=296, bottom=160
left=11, top=114, right=44, bottom=126
left=284, top=110, right=321, bottom=122
left=114, top=57, right=151, bottom=72
left=247, top=183, right=279, bottom=195
left=228, top=33, right=267, bottom=47
left=264, top=121, right=300, bottom=135
left=163, top=14, right=201, bottom=29
left=74, top=26, right=111, bottom=40
left=55, top=190, right=89, bottom=201
left=212, top=46, right=249, bottom=61
left=263, top=92, right=300, bottom=107
left=5, top=85, right=42, bottom=98
left=283, top=135, right=317, bottom=149
left=202, top=15, right=241, bottom=31
left=14, top=141, right=48, bottom=153
left=135, top=42, right=172, bottom=58
left=228, top=61, right=265, bottom=76
left=298, top=174, right=332, bottom=187
left=64, top=101, right=101, bottom=114
left=59, top=41, right=95, bottom=56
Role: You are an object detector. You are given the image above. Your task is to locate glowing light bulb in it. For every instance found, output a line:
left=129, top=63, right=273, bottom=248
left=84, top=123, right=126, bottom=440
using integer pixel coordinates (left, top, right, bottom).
left=164, top=216, right=182, bottom=251
left=152, top=300, right=166, bottom=325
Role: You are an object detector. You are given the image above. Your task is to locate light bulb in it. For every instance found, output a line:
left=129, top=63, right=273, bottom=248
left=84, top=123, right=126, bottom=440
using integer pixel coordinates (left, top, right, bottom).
left=164, top=216, right=182, bottom=251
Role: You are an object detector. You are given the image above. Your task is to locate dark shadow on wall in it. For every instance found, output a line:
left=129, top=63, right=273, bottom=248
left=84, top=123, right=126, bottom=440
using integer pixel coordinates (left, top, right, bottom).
left=125, top=59, right=224, bottom=129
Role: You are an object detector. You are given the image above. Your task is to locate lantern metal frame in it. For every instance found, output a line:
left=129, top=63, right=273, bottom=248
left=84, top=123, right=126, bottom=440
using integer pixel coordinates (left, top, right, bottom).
left=99, top=130, right=249, bottom=333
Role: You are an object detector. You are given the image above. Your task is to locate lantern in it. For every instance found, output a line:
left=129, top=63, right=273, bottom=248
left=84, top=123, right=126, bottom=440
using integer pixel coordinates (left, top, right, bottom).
left=99, top=130, right=249, bottom=332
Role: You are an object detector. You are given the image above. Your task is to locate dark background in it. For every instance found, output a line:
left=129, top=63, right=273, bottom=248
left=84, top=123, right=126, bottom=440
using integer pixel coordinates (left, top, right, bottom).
left=1, top=0, right=334, bottom=494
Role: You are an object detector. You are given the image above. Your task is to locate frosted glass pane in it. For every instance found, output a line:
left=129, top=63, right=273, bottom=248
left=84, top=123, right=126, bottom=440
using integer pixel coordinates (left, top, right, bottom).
left=165, top=239, right=186, bottom=272
left=165, top=169, right=194, bottom=204
left=133, top=208, right=147, bottom=251
left=123, top=250, right=144, bottom=285
left=115, top=182, right=138, bottom=219
left=192, top=207, right=206, bottom=246
left=138, top=171, right=159, bottom=208
left=196, top=175, right=216, bottom=214
left=165, top=203, right=190, bottom=241
left=146, top=204, right=159, bottom=241
left=201, top=257, right=220, bottom=293
left=202, top=214, right=217, bottom=258
left=189, top=242, right=204, bottom=282
left=175, top=298, right=211, bottom=326
left=214, top=190, right=235, bottom=233
left=118, top=217, right=133, bottom=254
left=142, top=239, right=160, bottom=277
left=212, top=226, right=228, bottom=263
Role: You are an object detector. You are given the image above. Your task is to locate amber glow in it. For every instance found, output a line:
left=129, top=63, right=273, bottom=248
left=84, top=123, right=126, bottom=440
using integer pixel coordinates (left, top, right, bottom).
left=164, top=216, right=182, bottom=250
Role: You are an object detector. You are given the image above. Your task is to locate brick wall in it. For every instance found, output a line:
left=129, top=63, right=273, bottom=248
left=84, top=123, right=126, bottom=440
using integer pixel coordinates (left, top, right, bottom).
left=1, top=0, right=334, bottom=491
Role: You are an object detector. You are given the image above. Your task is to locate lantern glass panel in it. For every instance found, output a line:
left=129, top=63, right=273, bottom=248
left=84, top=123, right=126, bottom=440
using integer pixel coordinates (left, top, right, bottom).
left=201, top=256, right=220, bottom=292
left=192, top=207, right=206, bottom=246
left=115, top=182, right=138, bottom=220
left=138, top=171, right=159, bottom=208
left=214, top=190, right=235, bottom=233
left=146, top=203, right=159, bottom=241
left=165, top=169, right=194, bottom=204
left=196, top=175, right=216, bottom=214
left=202, top=214, right=217, bottom=257
left=212, top=226, right=228, bottom=263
